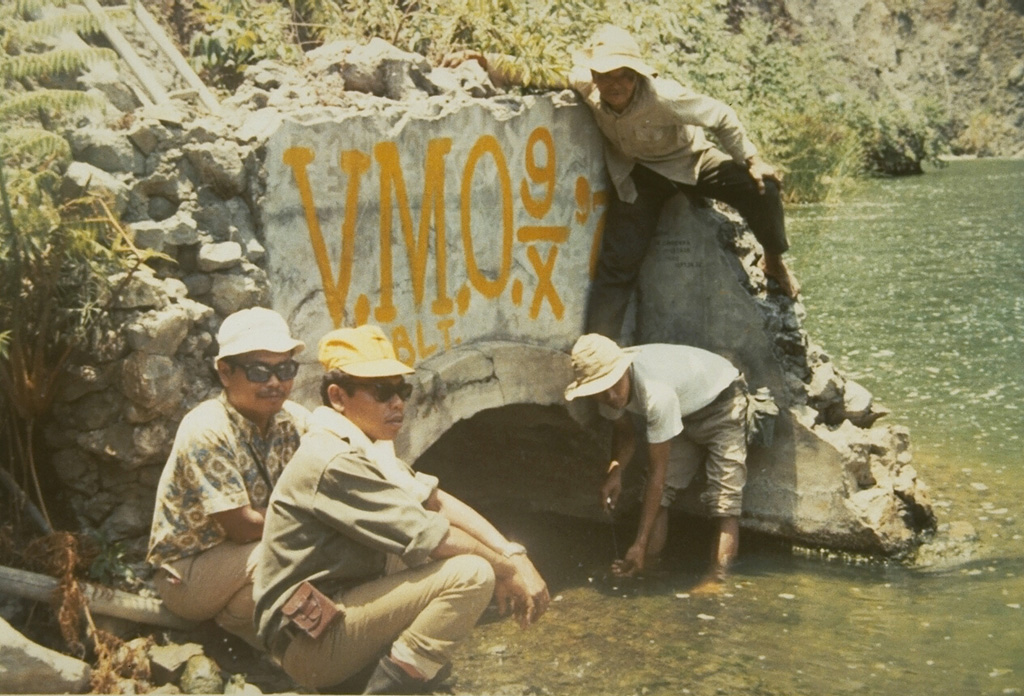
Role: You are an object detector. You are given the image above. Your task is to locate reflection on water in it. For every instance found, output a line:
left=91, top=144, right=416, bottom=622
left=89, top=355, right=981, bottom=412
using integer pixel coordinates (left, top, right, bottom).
left=449, top=160, right=1024, bottom=695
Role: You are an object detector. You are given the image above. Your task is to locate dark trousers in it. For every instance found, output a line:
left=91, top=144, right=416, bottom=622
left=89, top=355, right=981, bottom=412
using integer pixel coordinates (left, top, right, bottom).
left=584, top=150, right=789, bottom=339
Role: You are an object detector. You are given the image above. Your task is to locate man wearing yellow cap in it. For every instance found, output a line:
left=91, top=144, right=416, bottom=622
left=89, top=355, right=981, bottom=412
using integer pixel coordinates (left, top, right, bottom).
left=253, top=324, right=549, bottom=694
left=147, top=307, right=309, bottom=647
left=564, top=333, right=748, bottom=594
left=445, top=24, right=799, bottom=338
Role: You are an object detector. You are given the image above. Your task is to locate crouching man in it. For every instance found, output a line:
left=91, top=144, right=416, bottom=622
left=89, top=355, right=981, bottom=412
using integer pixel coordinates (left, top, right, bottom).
left=254, top=325, right=549, bottom=694
left=147, top=307, right=309, bottom=646
left=564, top=334, right=749, bottom=594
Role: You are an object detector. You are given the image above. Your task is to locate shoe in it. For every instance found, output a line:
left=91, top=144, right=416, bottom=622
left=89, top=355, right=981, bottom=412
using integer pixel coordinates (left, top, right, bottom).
left=362, top=655, right=428, bottom=694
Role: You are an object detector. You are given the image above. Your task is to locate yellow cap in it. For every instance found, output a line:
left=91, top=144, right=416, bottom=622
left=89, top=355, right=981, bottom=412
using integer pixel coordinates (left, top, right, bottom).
left=318, top=325, right=414, bottom=377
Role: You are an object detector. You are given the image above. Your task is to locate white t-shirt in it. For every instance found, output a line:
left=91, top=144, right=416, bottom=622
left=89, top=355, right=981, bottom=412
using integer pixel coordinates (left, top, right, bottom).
left=599, top=344, right=739, bottom=443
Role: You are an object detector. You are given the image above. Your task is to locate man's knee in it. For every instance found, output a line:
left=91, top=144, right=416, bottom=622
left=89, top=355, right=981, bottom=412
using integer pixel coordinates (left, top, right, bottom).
left=444, top=555, right=496, bottom=596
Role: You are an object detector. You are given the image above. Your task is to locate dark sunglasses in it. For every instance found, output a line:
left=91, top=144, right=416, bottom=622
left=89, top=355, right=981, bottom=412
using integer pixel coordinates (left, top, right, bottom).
left=348, top=379, right=413, bottom=403
left=229, top=359, right=299, bottom=383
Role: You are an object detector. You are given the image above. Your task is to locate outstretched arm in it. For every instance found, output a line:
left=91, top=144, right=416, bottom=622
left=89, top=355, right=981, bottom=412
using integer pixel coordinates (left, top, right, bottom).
left=427, top=488, right=550, bottom=626
left=440, top=50, right=568, bottom=90
left=612, top=439, right=670, bottom=577
left=601, top=415, right=636, bottom=512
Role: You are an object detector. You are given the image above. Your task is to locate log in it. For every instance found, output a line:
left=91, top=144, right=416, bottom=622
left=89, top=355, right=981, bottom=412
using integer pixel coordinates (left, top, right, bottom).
left=0, top=564, right=196, bottom=631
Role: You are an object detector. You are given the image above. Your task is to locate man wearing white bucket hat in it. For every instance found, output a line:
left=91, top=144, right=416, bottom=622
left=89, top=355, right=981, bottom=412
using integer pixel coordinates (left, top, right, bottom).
left=147, top=307, right=310, bottom=647
left=445, top=24, right=799, bottom=337
left=565, top=333, right=749, bottom=594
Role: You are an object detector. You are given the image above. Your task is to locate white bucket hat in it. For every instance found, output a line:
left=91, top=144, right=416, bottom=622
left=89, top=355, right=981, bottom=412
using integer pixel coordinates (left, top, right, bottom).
left=564, top=334, right=636, bottom=401
left=214, top=307, right=305, bottom=362
left=576, top=25, right=657, bottom=78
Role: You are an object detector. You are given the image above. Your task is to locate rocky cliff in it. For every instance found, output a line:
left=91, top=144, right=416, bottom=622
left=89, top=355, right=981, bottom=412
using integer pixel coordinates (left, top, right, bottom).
left=756, top=0, right=1024, bottom=156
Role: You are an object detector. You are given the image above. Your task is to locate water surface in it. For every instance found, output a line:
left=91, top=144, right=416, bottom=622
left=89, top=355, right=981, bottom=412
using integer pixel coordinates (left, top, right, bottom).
left=449, top=159, right=1024, bottom=696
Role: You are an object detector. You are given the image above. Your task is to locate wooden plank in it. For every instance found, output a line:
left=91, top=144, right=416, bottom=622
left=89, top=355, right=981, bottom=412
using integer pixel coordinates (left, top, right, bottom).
left=81, top=0, right=171, bottom=105
left=131, top=1, right=222, bottom=115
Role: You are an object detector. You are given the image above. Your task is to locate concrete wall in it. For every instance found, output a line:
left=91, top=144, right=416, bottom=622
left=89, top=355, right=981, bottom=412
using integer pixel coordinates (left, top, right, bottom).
left=260, top=95, right=603, bottom=412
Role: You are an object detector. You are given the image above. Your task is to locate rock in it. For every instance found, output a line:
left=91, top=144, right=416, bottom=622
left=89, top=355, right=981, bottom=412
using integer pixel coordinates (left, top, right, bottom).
left=179, top=654, right=224, bottom=695
left=806, top=360, right=845, bottom=415
left=128, top=120, right=173, bottom=156
left=183, top=142, right=247, bottom=197
left=61, top=161, right=130, bottom=216
left=341, top=37, right=435, bottom=100
left=0, top=616, right=91, bottom=694
left=208, top=267, right=269, bottom=316
left=427, top=61, right=497, bottom=98
left=198, top=241, right=244, bottom=272
left=148, top=642, right=205, bottom=683
left=125, top=305, right=192, bottom=355
left=76, top=422, right=136, bottom=465
left=101, top=493, right=153, bottom=540
left=51, top=448, right=101, bottom=497
left=119, top=352, right=187, bottom=413
left=110, top=270, right=169, bottom=310
left=78, top=60, right=142, bottom=113
left=67, top=127, right=137, bottom=173
left=224, top=673, right=262, bottom=695
left=132, top=418, right=176, bottom=463
left=58, top=363, right=117, bottom=402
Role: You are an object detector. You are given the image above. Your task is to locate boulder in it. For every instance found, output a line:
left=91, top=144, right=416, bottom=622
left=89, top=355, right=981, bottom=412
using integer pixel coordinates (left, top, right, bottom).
left=0, top=617, right=91, bottom=694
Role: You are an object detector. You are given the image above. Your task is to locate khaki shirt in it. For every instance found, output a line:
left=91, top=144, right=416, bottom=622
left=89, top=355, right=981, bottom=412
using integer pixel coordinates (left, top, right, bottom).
left=253, top=407, right=449, bottom=648
left=147, top=393, right=310, bottom=567
left=569, top=66, right=758, bottom=203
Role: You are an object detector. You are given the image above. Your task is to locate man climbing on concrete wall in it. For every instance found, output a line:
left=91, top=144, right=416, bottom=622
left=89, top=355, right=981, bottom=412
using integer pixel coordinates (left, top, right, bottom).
left=564, top=333, right=749, bottom=595
left=445, top=24, right=799, bottom=340
left=147, top=307, right=310, bottom=647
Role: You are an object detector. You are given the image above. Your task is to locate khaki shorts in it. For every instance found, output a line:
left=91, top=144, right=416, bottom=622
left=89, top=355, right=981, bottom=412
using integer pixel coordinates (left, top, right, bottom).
left=660, top=378, right=748, bottom=517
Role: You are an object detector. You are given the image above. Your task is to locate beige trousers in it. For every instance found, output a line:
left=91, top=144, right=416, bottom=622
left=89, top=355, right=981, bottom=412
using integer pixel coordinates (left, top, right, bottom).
left=153, top=541, right=261, bottom=648
left=279, top=554, right=495, bottom=689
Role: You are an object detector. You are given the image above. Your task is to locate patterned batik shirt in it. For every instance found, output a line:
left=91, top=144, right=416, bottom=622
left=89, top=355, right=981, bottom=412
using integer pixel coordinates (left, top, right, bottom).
left=147, top=392, right=310, bottom=568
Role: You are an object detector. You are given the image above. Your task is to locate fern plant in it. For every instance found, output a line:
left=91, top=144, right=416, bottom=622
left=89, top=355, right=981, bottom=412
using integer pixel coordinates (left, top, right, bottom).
left=1, top=0, right=146, bottom=533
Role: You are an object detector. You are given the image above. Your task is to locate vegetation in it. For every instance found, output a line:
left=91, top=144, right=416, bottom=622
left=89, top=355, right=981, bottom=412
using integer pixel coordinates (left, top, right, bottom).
left=1, top=0, right=148, bottom=535
left=182, top=0, right=953, bottom=202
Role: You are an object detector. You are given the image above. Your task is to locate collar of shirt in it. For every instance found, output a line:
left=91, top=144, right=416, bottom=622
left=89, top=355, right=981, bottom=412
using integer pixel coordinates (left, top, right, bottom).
left=310, top=406, right=398, bottom=466
left=217, top=391, right=292, bottom=441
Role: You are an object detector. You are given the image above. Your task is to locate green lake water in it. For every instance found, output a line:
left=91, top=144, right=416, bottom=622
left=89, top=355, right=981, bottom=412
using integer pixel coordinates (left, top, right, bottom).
left=449, top=159, right=1024, bottom=696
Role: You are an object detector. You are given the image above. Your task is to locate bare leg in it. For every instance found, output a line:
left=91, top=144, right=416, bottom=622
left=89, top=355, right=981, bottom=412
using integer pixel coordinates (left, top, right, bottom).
left=691, top=516, right=740, bottom=595
left=761, top=253, right=800, bottom=299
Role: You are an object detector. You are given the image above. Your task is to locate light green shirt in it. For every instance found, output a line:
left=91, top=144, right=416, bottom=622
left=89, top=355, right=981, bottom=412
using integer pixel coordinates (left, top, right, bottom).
left=569, top=66, right=759, bottom=203
left=254, top=407, right=449, bottom=648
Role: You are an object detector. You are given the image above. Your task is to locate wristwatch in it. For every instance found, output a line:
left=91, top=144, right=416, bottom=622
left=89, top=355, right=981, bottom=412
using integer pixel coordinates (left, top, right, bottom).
left=501, top=542, right=527, bottom=558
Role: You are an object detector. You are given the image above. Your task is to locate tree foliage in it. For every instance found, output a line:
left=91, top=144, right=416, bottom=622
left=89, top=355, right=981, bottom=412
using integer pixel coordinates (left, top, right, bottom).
left=180, top=0, right=951, bottom=202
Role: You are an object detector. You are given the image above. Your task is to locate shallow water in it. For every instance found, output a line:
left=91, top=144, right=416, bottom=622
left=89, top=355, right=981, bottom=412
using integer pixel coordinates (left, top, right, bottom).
left=448, top=159, right=1024, bottom=696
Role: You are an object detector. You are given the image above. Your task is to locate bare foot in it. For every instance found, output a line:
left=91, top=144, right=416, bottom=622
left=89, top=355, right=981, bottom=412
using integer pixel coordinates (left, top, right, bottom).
left=759, top=254, right=800, bottom=299
left=689, top=574, right=726, bottom=596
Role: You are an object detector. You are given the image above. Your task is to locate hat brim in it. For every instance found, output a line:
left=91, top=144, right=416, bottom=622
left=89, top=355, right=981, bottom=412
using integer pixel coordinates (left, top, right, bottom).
left=564, top=353, right=634, bottom=401
left=216, top=337, right=305, bottom=362
left=583, top=54, right=656, bottom=78
left=341, top=358, right=415, bottom=378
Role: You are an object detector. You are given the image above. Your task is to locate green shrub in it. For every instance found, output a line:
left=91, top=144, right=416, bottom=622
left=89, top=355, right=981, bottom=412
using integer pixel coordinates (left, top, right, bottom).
left=190, top=0, right=301, bottom=85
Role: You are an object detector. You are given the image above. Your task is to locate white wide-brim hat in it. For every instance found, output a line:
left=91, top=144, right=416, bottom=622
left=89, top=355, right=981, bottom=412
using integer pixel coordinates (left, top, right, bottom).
left=214, top=307, right=305, bottom=362
left=564, top=334, right=636, bottom=401
left=576, top=25, right=657, bottom=78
